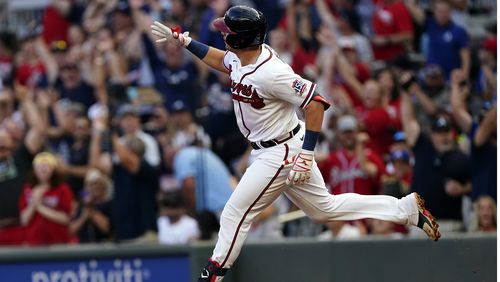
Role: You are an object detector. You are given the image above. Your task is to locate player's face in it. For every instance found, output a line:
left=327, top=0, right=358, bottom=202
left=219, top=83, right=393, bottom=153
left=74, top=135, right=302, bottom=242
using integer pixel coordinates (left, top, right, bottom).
left=221, top=32, right=234, bottom=52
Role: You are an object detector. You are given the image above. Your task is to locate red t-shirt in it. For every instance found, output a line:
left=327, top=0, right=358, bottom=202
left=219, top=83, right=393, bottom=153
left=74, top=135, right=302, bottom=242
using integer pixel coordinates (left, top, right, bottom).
left=338, top=62, right=371, bottom=110
left=15, top=62, right=46, bottom=87
left=359, top=107, right=399, bottom=157
left=372, top=0, right=413, bottom=61
left=19, top=183, right=74, bottom=245
left=319, top=149, right=385, bottom=195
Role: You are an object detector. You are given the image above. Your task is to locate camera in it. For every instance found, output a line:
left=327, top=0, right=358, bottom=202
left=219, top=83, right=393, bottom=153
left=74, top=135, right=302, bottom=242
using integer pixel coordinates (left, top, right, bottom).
left=401, top=73, right=417, bottom=91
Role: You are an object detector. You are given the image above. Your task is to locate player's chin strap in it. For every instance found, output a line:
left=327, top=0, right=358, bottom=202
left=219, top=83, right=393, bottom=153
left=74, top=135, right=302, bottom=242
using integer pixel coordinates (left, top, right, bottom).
left=198, top=259, right=228, bottom=282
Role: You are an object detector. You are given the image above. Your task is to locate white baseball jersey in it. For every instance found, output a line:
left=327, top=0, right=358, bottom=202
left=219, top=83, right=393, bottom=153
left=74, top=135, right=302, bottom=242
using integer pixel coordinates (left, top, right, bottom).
left=223, top=44, right=316, bottom=142
left=205, top=44, right=424, bottom=277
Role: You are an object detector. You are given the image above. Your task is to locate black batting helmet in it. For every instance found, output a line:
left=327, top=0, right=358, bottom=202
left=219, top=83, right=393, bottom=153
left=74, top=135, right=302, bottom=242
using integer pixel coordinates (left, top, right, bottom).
left=213, top=6, right=267, bottom=49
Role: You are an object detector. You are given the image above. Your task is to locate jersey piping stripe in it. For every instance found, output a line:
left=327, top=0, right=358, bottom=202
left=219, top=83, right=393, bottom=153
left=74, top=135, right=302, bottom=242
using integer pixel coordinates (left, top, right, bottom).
left=300, top=83, right=316, bottom=109
left=238, top=46, right=273, bottom=83
left=222, top=50, right=230, bottom=71
left=237, top=101, right=251, bottom=138
left=233, top=46, right=273, bottom=140
left=221, top=144, right=289, bottom=268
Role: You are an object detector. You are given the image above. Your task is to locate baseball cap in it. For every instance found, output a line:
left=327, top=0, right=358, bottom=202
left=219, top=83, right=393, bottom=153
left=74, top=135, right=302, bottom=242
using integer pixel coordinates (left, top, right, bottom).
left=481, top=37, right=496, bottom=57
left=114, top=0, right=131, bottom=15
left=337, top=115, right=357, bottom=132
left=423, top=64, right=443, bottom=78
left=117, top=104, right=139, bottom=118
left=390, top=150, right=410, bottom=162
left=431, top=116, right=452, bottom=132
left=393, top=131, right=406, bottom=143
left=170, top=100, right=189, bottom=113
left=50, top=40, right=68, bottom=53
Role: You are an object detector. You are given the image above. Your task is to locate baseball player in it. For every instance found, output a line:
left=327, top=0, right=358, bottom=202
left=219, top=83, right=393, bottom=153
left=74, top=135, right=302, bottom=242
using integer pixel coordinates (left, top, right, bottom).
left=151, top=6, right=440, bottom=282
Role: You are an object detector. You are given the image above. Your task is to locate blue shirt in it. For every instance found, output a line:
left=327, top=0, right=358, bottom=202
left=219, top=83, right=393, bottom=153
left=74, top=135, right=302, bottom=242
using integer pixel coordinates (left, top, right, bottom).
left=425, top=18, right=469, bottom=79
left=142, top=33, right=201, bottom=113
left=469, top=122, right=497, bottom=201
left=174, top=146, right=233, bottom=213
left=411, top=133, right=470, bottom=220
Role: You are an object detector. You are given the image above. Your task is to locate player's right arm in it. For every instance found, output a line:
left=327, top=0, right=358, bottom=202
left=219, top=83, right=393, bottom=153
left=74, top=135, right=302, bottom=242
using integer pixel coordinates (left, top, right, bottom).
left=201, top=47, right=228, bottom=73
left=151, top=21, right=229, bottom=74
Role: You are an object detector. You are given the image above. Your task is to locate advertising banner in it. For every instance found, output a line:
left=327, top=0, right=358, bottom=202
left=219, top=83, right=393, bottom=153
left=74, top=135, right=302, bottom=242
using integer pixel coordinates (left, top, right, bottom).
left=0, top=256, right=190, bottom=282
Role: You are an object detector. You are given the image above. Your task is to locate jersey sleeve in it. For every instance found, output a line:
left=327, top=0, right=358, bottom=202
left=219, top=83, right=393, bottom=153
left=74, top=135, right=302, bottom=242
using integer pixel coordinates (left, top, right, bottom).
left=222, top=51, right=232, bottom=72
left=270, top=67, right=316, bottom=109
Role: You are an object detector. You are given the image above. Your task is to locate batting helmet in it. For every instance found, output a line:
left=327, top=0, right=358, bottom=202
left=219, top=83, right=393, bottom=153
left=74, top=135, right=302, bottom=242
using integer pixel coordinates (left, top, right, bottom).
left=213, top=6, right=267, bottom=49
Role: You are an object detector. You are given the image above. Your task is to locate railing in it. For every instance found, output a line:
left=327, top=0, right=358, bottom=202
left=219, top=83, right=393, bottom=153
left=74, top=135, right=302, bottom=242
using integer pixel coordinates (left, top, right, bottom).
left=0, top=234, right=496, bottom=282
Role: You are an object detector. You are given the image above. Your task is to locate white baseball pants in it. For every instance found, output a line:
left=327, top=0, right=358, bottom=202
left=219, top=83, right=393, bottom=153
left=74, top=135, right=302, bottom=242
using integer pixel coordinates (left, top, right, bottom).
left=211, top=127, right=420, bottom=268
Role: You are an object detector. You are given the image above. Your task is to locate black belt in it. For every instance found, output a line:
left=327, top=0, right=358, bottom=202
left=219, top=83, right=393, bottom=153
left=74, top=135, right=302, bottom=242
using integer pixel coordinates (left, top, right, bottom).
left=250, top=124, right=301, bottom=150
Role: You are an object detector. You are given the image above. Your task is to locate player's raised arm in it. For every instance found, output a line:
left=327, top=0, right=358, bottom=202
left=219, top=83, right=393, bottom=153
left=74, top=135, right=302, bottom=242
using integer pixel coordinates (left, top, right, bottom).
left=150, top=21, right=228, bottom=74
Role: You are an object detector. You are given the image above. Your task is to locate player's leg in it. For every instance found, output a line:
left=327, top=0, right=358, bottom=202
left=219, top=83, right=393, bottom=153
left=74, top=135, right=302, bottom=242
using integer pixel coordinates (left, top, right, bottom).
left=284, top=164, right=440, bottom=240
left=198, top=146, right=289, bottom=281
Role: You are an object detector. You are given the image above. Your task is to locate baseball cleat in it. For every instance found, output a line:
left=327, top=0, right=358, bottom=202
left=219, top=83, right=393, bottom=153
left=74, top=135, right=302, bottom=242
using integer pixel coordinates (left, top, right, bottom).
left=414, top=193, right=441, bottom=241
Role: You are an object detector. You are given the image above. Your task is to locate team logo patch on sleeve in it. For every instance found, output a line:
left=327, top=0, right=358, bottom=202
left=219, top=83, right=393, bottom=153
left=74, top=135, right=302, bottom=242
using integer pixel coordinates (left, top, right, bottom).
left=292, top=79, right=307, bottom=96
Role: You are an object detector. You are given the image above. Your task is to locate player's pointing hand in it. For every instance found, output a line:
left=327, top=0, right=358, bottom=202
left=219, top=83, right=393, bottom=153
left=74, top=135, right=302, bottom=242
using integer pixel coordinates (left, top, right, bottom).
left=150, top=21, right=192, bottom=47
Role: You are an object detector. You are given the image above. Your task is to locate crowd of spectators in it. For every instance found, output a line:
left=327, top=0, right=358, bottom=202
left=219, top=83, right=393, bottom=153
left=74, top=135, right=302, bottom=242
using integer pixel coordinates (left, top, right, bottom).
left=0, top=0, right=496, bottom=246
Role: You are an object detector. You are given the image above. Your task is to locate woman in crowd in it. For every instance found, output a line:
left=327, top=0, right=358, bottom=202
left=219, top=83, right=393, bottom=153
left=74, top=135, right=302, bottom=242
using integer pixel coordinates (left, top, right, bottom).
left=19, top=152, right=74, bottom=245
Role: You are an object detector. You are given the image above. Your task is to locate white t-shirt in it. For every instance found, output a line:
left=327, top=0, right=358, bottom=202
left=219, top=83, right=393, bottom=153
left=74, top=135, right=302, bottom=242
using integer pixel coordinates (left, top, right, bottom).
left=157, top=215, right=200, bottom=245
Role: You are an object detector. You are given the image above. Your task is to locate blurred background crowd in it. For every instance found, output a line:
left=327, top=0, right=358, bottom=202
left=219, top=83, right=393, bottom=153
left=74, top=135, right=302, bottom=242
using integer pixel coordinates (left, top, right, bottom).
left=0, top=0, right=496, bottom=246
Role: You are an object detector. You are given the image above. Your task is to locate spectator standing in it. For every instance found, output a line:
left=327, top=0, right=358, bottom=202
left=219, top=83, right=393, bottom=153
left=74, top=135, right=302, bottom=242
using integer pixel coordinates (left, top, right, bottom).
left=117, top=104, right=161, bottom=168
left=371, top=0, right=414, bottom=61
left=319, top=115, right=385, bottom=196
left=412, top=65, right=450, bottom=131
left=141, top=31, right=202, bottom=113
left=316, top=0, right=373, bottom=64
left=0, top=85, right=47, bottom=245
left=58, top=115, right=92, bottom=197
left=19, top=152, right=74, bottom=245
left=172, top=145, right=233, bottom=239
left=157, top=190, right=200, bottom=245
left=90, top=115, right=159, bottom=241
left=401, top=74, right=471, bottom=232
left=70, top=169, right=113, bottom=243
left=406, top=0, right=470, bottom=79
left=450, top=69, right=496, bottom=202
left=202, top=72, right=246, bottom=171
left=173, top=145, right=233, bottom=217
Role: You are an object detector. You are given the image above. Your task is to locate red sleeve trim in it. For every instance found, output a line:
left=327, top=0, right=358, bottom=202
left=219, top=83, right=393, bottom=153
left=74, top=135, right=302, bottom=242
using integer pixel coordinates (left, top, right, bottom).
left=300, top=83, right=316, bottom=109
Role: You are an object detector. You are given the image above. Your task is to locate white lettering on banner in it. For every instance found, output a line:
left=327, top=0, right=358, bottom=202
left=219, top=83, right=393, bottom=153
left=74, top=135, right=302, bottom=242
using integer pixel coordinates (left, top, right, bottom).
left=31, top=259, right=150, bottom=282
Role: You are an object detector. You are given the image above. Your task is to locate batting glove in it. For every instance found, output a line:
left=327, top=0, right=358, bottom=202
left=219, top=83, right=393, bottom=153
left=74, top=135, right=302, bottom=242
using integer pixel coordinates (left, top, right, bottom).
left=151, top=21, right=192, bottom=47
left=285, top=149, right=314, bottom=186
